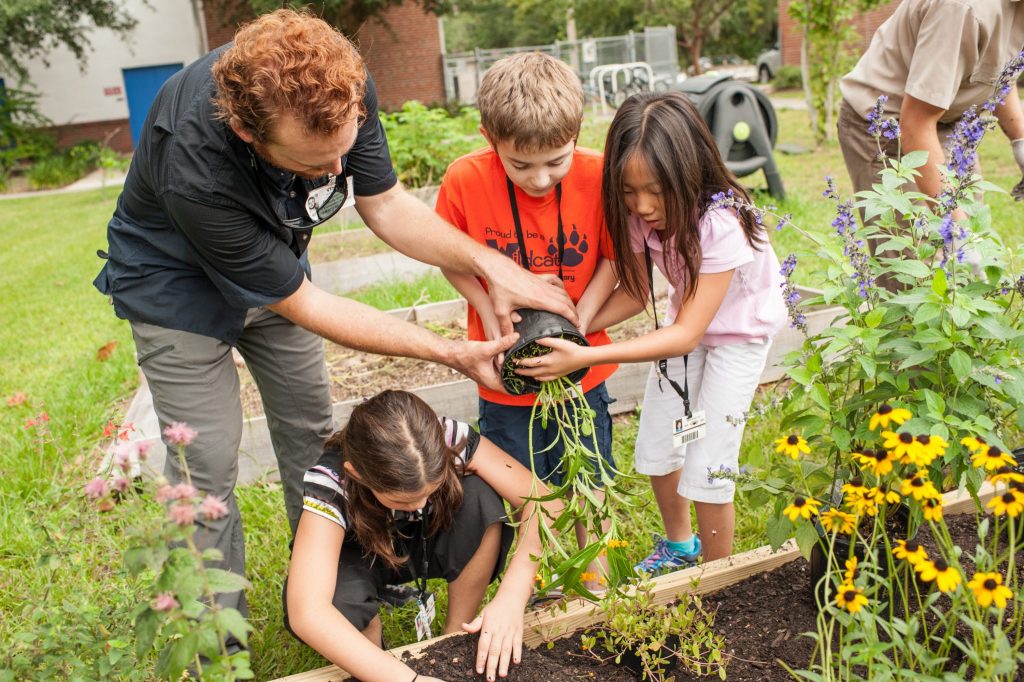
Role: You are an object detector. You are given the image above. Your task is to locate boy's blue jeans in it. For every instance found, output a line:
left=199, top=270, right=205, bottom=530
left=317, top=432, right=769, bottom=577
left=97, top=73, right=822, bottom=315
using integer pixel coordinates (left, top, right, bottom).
left=478, top=383, right=616, bottom=487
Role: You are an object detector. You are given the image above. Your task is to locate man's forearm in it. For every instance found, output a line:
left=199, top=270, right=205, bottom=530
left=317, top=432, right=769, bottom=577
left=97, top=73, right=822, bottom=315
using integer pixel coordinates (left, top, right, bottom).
left=356, top=185, right=493, bottom=277
left=995, top=87, right=1024, bottom=141
left=269, top=278, right=455, bottom=366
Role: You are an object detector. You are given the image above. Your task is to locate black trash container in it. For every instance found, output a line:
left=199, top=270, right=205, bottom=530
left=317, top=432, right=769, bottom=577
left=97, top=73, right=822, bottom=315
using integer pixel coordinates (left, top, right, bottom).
left=672, top=74, right=785, bottom=199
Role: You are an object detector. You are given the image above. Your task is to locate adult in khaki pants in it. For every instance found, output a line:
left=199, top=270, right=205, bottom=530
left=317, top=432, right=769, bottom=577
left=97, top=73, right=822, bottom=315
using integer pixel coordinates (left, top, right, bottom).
left=837, top=0, right=1024, bottom=250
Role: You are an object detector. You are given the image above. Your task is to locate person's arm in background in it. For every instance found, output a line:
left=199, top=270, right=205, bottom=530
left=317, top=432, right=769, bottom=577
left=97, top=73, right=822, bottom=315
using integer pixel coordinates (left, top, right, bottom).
left=899, top=95, right=955, bottom=203
left=356, top=185, right=577, bottom=333
left=993, top=87, right=1024, bottom=200
left=574, top=257, right=617, bottom=336
left=442, top=267, right=502, bottom=341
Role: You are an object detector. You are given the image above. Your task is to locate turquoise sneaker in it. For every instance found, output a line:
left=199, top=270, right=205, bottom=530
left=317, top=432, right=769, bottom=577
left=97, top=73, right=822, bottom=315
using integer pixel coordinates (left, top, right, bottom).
left=634, top=535, right=701, bottom=576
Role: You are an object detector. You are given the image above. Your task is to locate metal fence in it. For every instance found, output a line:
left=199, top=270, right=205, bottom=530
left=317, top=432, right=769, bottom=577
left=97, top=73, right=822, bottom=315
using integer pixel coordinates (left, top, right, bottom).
left=442, top=26, right=679, bottom=105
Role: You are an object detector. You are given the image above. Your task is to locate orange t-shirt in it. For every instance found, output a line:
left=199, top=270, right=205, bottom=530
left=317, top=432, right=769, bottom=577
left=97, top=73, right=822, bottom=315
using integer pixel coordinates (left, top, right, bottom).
left=435, top=146, right=618, bottom=406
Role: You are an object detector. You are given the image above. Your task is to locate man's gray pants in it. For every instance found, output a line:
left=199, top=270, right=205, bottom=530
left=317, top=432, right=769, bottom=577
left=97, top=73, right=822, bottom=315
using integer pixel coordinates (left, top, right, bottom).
left=131, top=307, right=334, bottom=617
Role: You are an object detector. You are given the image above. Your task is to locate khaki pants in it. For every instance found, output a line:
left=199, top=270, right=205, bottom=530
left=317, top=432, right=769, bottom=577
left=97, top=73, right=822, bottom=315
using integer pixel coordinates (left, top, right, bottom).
left=131, top=307, right=334, bottom=617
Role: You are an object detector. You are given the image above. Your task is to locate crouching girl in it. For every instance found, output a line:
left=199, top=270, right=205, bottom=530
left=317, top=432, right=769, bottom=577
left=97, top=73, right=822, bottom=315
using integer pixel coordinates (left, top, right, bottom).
left=284, top=389, right=554, bottom=682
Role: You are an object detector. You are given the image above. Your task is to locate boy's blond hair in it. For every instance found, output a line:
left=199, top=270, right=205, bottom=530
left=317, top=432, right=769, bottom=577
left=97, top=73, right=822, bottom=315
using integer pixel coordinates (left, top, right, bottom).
left=477, top=52, right=584, bottom=151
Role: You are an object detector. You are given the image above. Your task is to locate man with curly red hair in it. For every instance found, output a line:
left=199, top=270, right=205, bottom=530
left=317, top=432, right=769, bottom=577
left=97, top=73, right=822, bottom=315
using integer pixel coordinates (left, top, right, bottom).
left=92, top=7, right=574, bottom=642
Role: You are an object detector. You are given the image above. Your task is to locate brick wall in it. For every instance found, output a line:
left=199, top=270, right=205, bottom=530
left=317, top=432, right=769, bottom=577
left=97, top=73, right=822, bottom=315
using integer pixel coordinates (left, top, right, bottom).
left=47, top=118, right=134, bottom=154
left=202, top=1, right=444, bottom=110
left=780, top=0, right=900, bottom=67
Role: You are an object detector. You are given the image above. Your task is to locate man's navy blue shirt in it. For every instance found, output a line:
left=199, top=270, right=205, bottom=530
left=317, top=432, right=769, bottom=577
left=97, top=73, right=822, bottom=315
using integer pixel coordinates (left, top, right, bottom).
left=94, top=45, right=397, bottom=344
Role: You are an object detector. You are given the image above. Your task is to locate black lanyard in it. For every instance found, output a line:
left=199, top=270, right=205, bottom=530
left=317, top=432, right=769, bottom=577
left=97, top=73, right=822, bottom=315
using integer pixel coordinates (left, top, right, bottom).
left=644, top=241, right=692, bottom=419
left=406, top=512, right=430, bottom=602
left=505, top=177, right=565, bottom=281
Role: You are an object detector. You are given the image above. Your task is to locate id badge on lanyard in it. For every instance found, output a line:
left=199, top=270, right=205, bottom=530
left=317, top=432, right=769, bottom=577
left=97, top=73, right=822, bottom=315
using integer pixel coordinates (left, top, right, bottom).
left=410, top=512, right=436, bottom=641
left=644, top=242, right=706, bottom=449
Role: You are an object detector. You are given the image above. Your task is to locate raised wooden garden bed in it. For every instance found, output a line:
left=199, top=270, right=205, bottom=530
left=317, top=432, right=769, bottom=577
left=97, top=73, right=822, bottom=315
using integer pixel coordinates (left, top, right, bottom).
left=269, top=484, right=995, bottom=682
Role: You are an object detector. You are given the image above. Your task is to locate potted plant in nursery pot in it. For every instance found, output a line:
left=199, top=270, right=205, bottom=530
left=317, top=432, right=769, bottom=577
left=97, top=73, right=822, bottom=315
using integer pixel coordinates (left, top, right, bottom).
left=500, top=308, right=589, bottom=396
left=720, top=54, right=1024, bottom=598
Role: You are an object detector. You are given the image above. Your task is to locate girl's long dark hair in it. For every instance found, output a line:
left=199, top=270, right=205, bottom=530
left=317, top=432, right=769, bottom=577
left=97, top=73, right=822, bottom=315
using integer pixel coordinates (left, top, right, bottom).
left=324, top=390, right=464, bottom=569
left=603, top=91, right=764, bottom=304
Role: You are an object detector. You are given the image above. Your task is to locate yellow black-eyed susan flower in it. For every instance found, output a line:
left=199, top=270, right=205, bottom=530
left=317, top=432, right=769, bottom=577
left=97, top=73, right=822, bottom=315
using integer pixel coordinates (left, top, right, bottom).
left=869, top=404, right=912, bottom=431
left=987, top=489, right=1024, bottom=518
left=607, top=539, right=628, bottom=549
left=968, top=571, right=1014, bottom=609
left=844, top=556, right=858, bottom=583
left=960, top=435, right=988, bottom=454
left=892, top=539, right=928, bottom=566
left=775, top=435, right=810, bottom=459
left=989, top=466, right=1024, bottom=486
left=835, top=583, right=868, bottom=613
left=908, top=434, right=947, bottom=467
left=820, top=508, right=857, bottom=534
left=843, top=485, right=878, bottom=516
left=916, top=558, right=962, bottom=593
left=783, top=495, right=821, bottom=522
left=853, top=449, right=894, bottom=477
left=921, top=495, right=943, bottom=522
left=882, top=430, right=917, bottom=460
left=880, top=487, right=901, bottom=504
left=900, top=470, right=939, bottom=501
left=971, top=445, right=1018, bottom=471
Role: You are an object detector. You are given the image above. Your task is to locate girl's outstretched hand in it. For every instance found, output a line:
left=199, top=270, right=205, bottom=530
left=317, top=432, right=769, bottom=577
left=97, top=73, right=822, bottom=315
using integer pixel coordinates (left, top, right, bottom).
left=513, top=336, right=589, bottom=383
left=462, top=595, right=525, bottom=681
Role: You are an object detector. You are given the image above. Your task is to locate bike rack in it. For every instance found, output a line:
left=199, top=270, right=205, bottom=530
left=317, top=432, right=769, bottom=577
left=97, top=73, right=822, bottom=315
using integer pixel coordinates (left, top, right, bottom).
left=589, top=61, right=655, bottom=116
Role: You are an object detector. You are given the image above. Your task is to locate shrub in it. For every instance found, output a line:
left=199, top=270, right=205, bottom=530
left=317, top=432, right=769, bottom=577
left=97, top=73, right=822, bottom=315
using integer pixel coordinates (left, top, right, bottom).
left=380, top=101, right=481, bottom=188
left=773, top=65, right=803, bottom=90
left=26, top=141, right=102, bottom=189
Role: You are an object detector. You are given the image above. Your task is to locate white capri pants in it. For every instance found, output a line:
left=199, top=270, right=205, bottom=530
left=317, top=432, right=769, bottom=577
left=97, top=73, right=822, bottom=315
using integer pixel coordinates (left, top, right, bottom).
left=633, top=340, right=771, bottom=504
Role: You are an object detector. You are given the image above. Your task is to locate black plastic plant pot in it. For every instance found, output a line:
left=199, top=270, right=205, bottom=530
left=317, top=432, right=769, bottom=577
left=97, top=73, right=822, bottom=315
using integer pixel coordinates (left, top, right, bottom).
left=808, top=503, right=913, bottom=606
left=500, top=308, right=590, bottom=396
left=617, top=634, right=681, bottom=680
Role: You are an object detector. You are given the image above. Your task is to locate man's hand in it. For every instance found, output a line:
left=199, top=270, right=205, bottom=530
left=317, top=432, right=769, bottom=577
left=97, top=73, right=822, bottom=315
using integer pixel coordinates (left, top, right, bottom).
left=447, top=334, right=518, bottom=392
left=1012, top=139, right=1024, bottom=201
left=479, top=254, right=578, bottom=335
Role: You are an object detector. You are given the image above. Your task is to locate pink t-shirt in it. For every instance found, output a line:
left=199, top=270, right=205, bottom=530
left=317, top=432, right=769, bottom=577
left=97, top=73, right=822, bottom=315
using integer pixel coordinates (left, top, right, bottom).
left=628, top=209, right=787, bottom=346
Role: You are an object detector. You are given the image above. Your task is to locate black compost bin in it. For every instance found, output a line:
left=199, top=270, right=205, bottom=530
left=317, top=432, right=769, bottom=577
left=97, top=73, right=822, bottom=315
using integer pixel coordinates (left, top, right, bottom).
left=672, top=74, right=785, bottom=199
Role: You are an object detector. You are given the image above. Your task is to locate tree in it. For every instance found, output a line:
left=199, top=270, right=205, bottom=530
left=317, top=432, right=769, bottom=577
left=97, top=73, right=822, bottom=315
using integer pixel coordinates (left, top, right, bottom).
left=0, top=0, right=137, bottom=82
left=641, top=0, right=744, bottom=75
left=788, top=0, right=884, bottom=144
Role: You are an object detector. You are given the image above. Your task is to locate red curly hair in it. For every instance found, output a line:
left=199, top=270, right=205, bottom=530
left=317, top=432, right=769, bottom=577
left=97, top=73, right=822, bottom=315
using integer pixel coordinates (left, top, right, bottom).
left=212, top=8, right=366, bottom=143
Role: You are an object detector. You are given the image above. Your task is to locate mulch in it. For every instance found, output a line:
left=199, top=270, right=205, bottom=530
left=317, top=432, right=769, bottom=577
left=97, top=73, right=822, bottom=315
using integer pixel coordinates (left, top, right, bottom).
left=395, top=512, right=1022, bottom=681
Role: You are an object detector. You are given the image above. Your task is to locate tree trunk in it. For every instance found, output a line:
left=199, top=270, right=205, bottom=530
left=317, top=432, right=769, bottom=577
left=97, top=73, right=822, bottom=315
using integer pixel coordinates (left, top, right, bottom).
left=800, top=34, right=820, bottom=143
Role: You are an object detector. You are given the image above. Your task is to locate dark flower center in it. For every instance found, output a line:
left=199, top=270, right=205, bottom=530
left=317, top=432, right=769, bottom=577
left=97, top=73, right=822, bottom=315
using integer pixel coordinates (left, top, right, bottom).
left=900, top=433, right=914, bottom=444
left=1002, top=492, right=1016, bottom=504
left=1011, top=481, right=1024, bottom=493
left=794, top=496, right=806, bottom=506
left=934, top=559, right=949, bottom=571
left=983, top=578, right=998, bottom=591
left=787, top=435, right=799, bottom=445
left=872, top=450, right=888, bottom=461
left=916, top=435, right=931, bottom=445
left=905, top=541, right=920, bottom=552
left=910, top=478, right=923, bottom=487
left=988, top=446, right=1003, bottom=458
left=996, top=466, right=1012, bottom=475
left=842, top=589, right=857, bottom=601
left=878, top=404, right=893, bottom=415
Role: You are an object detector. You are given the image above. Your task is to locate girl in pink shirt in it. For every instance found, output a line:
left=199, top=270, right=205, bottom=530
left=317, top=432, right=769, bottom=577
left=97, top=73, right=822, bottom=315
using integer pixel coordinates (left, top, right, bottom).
left=518, top=91, right=786, bottom=569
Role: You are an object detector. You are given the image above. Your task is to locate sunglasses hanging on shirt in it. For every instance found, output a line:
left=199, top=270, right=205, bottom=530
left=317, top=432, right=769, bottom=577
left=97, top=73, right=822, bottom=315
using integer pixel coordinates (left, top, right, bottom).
left=247, top=146, right=350, bottom=230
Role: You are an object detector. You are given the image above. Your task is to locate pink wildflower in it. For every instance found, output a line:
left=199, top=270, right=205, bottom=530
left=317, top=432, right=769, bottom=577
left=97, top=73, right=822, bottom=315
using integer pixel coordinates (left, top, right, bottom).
left=152, top=592, right=179, bottom=612
left=111, top=441, right=137, bottom=472
left=112, top=477, right=131, bottom=493
left=6, top=392, right=27, bottom=407
left=168, top=502, right=196, bottom=527
left=136, top=440, right=152, bottom=461
left=163, top=422, right=197, bottom=446
left=199, top=495, right=229, bottom=521
left=155, top=484, right=175, bottom=504
left=171, top=483, right=198, bottom=501
left=84, top=476, right=109, bottom=500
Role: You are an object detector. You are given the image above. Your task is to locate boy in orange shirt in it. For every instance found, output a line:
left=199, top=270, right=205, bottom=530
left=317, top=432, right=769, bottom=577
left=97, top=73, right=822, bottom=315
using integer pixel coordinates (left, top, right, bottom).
left=437, top=52, right=618, bottom=586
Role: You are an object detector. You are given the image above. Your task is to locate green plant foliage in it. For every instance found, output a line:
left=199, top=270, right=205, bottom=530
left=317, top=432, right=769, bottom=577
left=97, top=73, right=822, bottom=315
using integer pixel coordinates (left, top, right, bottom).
left=582, top=585, right=727, bottom=680
left=773, top=64, right=804, bottom=90
left=379, top=102, right=481, bottom=189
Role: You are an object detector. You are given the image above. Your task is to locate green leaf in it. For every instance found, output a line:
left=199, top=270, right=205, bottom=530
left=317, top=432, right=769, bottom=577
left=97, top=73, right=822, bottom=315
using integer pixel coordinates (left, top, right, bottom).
left=912, top=303, right=942, bottom=326
left=157, top=632, right=197, bottom=681
left=931, top=268, right=947, bottom=298
left=949, top=306, right=971, bottom=327
left=923, top=390, right=945, bottom=418
left=134, top=608, right=160, bottom=659
left=900, top=150, right=930, bottom=169
left=885, top=259, right=932, bottom=279
left=788, top=366, right=812, bottom=386
left=204, top=569, right=251, bottom=595
left=864, top=307, right=885, bottom=329
left=795, top=522, right=821, bottom=561
left=215, top=608, right=252, bottom=647
left=810, top=384, right=831, bottom=411
left=766, top=515, right=793, bottom=551
left=948, top=350, right=972, bottom=381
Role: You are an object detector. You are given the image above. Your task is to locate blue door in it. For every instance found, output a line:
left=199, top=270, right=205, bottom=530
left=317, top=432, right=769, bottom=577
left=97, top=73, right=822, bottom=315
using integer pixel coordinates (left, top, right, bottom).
left=122, top=63, right=182, bottom=147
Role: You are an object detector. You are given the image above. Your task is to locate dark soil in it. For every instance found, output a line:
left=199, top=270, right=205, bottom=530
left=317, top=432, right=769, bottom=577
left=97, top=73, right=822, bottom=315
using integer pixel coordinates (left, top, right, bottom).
left=405, top=513, right=1021, bottom=681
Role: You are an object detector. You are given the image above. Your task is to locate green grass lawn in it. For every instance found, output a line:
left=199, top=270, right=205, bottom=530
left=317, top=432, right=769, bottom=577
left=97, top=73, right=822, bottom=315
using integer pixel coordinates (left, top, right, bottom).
left=2, top=101, right=1023, bottom=679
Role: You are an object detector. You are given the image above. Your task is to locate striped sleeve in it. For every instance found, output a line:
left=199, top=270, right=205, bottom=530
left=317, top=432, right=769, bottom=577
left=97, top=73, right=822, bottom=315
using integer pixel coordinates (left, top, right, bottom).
left=440, top=416, right=480, bottom=466
left=302, top=450, right=348, bottom=529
